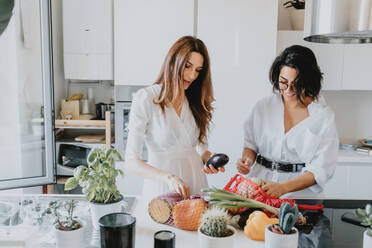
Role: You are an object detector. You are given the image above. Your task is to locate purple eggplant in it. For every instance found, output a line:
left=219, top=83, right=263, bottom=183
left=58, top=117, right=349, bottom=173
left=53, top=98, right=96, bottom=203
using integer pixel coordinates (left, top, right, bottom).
left=206, top=153, right=229, bottom=169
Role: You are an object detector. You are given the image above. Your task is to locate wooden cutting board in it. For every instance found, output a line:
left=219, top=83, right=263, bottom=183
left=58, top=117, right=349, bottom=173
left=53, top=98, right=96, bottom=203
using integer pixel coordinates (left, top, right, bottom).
left=75, top=134, right=105, bottom=143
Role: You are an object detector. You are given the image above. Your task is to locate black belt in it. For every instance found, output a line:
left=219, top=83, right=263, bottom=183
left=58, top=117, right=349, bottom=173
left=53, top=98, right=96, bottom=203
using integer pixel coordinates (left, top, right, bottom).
left=256, top=154, right=305, bottom=172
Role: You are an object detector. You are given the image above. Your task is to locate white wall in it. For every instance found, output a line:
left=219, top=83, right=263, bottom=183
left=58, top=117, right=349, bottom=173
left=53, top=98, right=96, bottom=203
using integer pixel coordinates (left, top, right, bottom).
left=323, top=91, right=372, bottom=144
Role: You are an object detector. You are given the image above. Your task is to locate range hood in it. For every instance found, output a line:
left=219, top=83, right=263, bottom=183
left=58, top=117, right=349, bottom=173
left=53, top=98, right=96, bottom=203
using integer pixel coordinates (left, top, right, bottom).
left=304, top=0, right=372, bottom=43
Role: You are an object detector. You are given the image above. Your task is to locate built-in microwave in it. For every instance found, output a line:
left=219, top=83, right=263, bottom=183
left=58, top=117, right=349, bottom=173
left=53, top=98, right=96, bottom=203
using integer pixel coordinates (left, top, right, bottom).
left=56, top=142, right=103, bottom=176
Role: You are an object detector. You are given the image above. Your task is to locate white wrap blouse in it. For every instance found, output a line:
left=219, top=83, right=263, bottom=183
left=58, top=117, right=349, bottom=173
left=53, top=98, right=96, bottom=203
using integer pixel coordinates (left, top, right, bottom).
left=244, top=94, right=339, bottom=198
left=125, top=84, right=208, bottom=198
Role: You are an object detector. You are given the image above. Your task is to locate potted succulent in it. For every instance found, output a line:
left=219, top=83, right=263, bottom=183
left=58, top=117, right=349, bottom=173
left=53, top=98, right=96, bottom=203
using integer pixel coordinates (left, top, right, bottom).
left=198, top=206, right=236, bottom=248
left=355, top=203, right=372, bottom=248
left=64, top=146, right=125, bottom=229
left=283, top=0, right=305, bottom=30
left=265, top=202, right=299, bottom=248
left=45, top=200, right=85, bottom=248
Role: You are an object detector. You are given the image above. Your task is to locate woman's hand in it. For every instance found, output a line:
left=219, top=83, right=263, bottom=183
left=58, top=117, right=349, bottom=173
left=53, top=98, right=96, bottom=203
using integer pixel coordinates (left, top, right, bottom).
left=202, top=153, right=225, bottom=174
left=261, top=181, right=288, bottom=198
left=203, top=164, right=225, bottom=174
left=236, top=157, right=254, bottom=174
left=164, top=173, right=190, bottom=199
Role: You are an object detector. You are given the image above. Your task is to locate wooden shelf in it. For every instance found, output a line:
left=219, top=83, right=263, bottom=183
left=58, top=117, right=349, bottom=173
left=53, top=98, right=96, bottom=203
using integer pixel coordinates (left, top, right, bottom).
left=55, top=111, right=113, bottom=148
left=55, top=119, right=108, bottom=128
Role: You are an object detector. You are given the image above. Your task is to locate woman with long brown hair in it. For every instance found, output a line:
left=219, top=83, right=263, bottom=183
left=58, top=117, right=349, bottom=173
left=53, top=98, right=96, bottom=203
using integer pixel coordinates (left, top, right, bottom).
left=125, top=36, right=224, bottom=199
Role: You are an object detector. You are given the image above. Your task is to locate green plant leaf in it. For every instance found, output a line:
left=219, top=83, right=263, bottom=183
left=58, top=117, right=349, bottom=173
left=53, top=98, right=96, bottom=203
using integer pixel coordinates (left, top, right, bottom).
left=0, top=0, right=14, bottom=36
left=356, top=208, right=367, bottom=219
left=112, top=150, right=123, bottom=161
left=64, top=177, right=78, bottom=191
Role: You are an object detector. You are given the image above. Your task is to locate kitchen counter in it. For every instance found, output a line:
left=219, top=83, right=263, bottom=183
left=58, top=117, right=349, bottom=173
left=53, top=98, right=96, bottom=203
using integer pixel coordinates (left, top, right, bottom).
left=0, top=194, right=369, bottom=247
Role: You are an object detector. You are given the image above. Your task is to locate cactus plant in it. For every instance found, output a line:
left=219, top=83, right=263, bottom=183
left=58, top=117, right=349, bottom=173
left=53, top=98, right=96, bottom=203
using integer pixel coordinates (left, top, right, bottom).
left=355, top=204, right=372, bottom=237
left=200, top=207, right=232, bottom=237
left=277, top=202, right=299, bottom=234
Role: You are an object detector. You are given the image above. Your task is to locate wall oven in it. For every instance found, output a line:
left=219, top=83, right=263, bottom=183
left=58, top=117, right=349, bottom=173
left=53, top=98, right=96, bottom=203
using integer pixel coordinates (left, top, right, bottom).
left=115, top=85, right=147, bottom=160
left=115, top=85, right=147, bottom=195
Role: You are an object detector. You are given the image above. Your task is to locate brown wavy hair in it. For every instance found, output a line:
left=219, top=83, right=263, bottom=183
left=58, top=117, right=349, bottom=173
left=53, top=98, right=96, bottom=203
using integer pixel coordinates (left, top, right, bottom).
left=153, top=36, right=214, bottom=144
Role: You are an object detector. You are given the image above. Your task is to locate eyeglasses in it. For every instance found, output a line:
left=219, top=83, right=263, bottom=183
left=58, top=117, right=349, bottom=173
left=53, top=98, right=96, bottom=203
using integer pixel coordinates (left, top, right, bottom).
left=278, top=81, right=297, bottom=91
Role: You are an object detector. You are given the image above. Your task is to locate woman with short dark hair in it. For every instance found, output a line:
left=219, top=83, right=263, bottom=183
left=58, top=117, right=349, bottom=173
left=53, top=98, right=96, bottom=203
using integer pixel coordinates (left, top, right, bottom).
left=237, top=45, right=339, bottom=198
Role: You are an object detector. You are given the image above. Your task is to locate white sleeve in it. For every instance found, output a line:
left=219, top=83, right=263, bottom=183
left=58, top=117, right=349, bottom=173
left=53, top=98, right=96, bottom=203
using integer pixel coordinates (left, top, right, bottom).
left=302, top=118, right=339, bottom=193
left=196, top=141, right=208, bottom=156
left=243, top=109, right=258, bottom=152
left=124, top=89, right=152, bottom=160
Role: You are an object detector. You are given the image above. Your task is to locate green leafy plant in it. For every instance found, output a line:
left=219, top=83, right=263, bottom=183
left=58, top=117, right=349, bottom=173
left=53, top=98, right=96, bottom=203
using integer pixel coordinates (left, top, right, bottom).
left=45, top=200, right=81, bottom=231
left=0, top=0, right=14, bottom=36
left=355, top=204, right=372, bottom=237
left=283, top=0, right=305, bottom=9
left=64, top=147, right=124, bottom=203
left=200, top=206, right=232, bottom=237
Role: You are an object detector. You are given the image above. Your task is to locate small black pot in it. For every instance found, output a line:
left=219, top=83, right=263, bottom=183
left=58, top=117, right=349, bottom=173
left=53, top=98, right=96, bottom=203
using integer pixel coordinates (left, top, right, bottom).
left=99, top=212, right=136, bottom=248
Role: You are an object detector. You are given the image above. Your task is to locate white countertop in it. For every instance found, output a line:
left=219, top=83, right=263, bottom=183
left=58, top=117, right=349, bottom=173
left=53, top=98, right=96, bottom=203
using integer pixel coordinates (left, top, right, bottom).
left=131, top=197, right=265, bottom=248
left=337, top=149, right=372, bottom=163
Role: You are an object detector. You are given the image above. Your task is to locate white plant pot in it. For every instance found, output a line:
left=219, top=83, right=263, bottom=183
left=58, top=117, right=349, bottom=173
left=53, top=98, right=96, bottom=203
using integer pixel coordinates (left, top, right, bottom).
left=290, top=9, right=305, bottom=30
left=364, top=230, right=372, bottom=248
left=89, top=195, right=126, bottom=229
left=55, top=220, right=85, bottom=248
left=265, top=225, right=298, bottom=248
left=198, top=225, right=236, bottom=248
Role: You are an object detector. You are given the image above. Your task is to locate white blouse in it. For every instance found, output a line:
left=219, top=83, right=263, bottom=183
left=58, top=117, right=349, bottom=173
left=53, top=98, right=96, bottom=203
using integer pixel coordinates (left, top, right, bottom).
left=125, top=84, right=208, bottom=198
left=244, top=94, right=339, bottom=198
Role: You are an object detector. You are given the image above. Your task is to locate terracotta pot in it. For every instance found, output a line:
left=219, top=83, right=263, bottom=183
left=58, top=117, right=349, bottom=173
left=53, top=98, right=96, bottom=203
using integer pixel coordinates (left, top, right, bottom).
left=264, top=224, right=298, bottom=248
left=198, top=225, right=236, bottom=248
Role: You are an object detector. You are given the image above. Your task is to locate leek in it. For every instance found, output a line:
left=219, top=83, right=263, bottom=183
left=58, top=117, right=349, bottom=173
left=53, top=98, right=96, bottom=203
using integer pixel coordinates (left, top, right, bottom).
left=202, top=187, right=279, bottom=216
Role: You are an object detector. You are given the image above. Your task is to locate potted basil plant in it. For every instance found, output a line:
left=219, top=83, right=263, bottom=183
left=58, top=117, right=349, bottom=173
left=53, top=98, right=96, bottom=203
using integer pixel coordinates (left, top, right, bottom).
left=65, top=147, right=125, bottom=229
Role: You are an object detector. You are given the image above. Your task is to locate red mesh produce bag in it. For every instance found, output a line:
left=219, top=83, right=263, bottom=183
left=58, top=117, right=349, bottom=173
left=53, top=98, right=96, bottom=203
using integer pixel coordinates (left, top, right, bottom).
left=223, top=174, right=323, bottom=214
left=148, top=192, right=207, bottom=231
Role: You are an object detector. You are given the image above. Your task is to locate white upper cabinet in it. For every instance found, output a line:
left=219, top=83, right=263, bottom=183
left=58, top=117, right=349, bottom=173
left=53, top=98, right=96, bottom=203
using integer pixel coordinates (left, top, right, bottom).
left=114, top=0, right=195, bottom=86
left=342, top=44, right=372, bottom=90
left=277, top=31, right=344, bottom=90
left=63, top=0, right=113, bottom=80
left=198, top=0, right=278, bottom=188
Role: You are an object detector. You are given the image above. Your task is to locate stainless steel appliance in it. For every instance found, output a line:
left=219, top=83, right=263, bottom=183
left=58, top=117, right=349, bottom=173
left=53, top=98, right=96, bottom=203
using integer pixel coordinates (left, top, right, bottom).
left=56, top=142, right=103, bottom=176
left=115, top=85, right=147, bottom=159
left=304, top=0, right=372, bottom=43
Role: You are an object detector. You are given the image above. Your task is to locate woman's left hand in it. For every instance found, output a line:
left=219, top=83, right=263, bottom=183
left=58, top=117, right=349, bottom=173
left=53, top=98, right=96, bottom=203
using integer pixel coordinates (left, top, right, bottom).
left=261, top=181, right=287, bottom=198
left=203, top=164, right=225, bottom=174
left=202, top=152, right=225, bottom=174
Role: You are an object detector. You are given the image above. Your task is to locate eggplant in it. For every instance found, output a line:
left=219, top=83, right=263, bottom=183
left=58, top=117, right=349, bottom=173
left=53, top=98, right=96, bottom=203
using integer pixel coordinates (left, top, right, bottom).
left=206, top=153, right=229, bottom=169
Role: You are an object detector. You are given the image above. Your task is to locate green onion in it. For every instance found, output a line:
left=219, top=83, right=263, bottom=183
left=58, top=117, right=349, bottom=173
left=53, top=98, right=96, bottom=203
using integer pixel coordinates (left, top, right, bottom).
left=202, top=187, right=279, bottom=216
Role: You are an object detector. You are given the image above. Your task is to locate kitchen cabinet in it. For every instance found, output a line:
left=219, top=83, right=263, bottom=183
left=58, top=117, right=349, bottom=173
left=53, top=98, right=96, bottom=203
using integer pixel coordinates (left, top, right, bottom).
left=63, top=0, right=113, bottom=80
left=342, top=44, right=372, bottom=90
left=277, top=31, right=344, bottom=90
left=324, top=150, right=372, bottom=199
left=114, top=0, right=195, bottom=85
left=197, top=0, right=278, bottom=188
left=277, top=31, right=372, bottom=91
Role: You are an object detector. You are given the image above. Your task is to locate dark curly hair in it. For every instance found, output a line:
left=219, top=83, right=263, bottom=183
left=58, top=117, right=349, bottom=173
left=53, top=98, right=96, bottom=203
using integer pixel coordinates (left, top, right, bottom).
left=269, top=45, right=323, bottom=104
